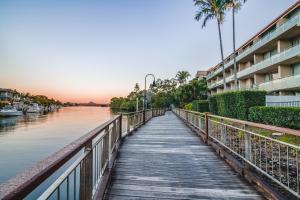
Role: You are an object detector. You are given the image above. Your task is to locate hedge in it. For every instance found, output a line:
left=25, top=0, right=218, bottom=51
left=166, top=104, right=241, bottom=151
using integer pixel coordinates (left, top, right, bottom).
left=192, top=100, right=209, bottom=112
left=249, top=106, right=300, bottom=129
left=208, top=96, right=217, bottom=114
left=210, top=90, right=267, bottom=120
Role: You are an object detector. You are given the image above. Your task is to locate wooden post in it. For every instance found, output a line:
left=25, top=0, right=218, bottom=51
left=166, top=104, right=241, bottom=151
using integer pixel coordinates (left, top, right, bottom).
left=205, top=113, right=209, bottom=144
left=119, top=115, right=122, bottom=140
left=80, top=141, right=93, bottom=200
left=127, top=115, right=130, bottom=133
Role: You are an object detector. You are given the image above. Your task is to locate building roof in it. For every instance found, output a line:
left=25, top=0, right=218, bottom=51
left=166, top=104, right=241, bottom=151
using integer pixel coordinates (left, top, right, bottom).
left=196, top=70, right=208, bottom=77
left=208, top=1, right=300, bottom=72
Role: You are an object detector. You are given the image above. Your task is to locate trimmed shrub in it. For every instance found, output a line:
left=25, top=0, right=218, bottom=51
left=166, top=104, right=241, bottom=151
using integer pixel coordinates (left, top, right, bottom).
left=212, top=90, right=267, bottom=120
left=208, top=96, right=217, bottom=114
left=192, top=100, right=209, bottom=112
left=249, top=106, right=300, bottom=129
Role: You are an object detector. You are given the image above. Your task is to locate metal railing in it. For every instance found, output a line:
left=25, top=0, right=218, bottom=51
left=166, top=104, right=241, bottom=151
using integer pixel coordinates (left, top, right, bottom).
left=173, top=108, right=300, bottom=198
left=209, top=43, right=300, bottom=90
left=121, top=109, right=164, bottom=136
left=0, top=109, right=165, bottom=200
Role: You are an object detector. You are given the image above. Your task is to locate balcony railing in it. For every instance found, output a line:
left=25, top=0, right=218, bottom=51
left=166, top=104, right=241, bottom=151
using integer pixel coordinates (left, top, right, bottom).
left=173, top=108, right=300, bottom=199
left=207, top=14, right=300, bottom=80
left=238, top=43, right=300, bottom=78
left=258, top=74, right=300, bottom=92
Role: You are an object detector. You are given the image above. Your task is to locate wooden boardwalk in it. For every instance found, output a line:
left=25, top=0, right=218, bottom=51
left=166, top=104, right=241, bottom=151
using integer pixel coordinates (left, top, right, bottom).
left=104, top=112, right=264, bottom=200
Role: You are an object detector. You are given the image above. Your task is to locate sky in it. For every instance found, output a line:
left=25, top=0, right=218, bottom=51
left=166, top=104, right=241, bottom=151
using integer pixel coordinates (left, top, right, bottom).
left=0, top=0, right=297, bottom=103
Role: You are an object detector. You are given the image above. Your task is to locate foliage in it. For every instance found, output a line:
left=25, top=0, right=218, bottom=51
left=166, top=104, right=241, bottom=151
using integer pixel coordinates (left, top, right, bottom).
left=184, top=103, right=192, bottom=110
left=151, top=92, right=168, bottom=108
left=31, top=95, right=58, bottom=106
left=110, top=71, right=208, bottom=112
left=176, top=71, right=190, bottom=85
left=2, top=89, right=62, bottom=106
left=194, top=0, right=228, bottom=27
left=192, top=100, right=209, bottom=112
left=249, top=106, right=300, bottom=130
left=212, top=90, right=266, bottom=120
left=174, top=78, right=208, bottom=107
left=208, top=95, right=218, bottom=114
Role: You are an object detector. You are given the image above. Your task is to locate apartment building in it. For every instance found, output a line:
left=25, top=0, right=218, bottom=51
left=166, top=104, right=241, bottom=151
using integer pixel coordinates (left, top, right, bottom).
left=207, top=1, right=300, bottom=96
left=195, top=70, right=207, bottom=80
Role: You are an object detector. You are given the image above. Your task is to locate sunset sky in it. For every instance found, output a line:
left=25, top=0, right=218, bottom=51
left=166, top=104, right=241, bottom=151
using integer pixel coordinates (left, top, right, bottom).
left=0, top=0, right=296, bottom=103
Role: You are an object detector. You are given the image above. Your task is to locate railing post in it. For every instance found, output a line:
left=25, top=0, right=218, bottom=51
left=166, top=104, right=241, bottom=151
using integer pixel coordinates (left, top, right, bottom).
left=220, top=119, right=227, bottom=145
left=185, top=111, right=188, bottom=122
left=133, top=113, right=136, bottom=129
left=119, top=114, right=122, bottom=140
left=126, top=115, right=130, bottom=133
left=244, top=124, right=251, bottom=161
left=80, top=141, right=93, bottom=200
left=108, top=125, right=113, bottom=169
left=205, top=113, right=209, bottom=144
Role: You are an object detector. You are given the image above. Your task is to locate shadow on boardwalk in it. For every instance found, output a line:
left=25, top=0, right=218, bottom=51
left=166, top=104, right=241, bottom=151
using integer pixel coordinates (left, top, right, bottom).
left=105, top=111, right=264, bottom=200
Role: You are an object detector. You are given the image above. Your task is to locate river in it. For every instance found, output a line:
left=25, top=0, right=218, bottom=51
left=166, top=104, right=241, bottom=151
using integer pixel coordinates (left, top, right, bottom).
left=0, top=106, right=113, bottom=183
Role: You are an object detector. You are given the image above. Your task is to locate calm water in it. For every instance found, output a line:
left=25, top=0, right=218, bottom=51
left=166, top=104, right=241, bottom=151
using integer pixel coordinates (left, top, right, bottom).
left=0, top=106, right=113, bottom=183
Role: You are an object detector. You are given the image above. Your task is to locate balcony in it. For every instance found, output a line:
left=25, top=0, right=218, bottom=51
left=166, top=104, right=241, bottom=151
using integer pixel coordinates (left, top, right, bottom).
left=208, top=74, right=236, bottom=89
left=208, top=79, right=223, bottom=89
left=207, top=14, right=300, bottom=80
left=237, top=43, right=300, bottom=78
left=258, top=74, right=300, bottom=92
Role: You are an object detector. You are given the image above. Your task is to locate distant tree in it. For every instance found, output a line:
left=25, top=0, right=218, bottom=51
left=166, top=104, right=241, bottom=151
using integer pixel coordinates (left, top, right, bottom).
left=194, top=0, right=227, bottom=89
left=134, top=83, right=140, bottom=93
left=176, top=71, right=191, bottom=85
left=226, top=0, right=247, bottom=89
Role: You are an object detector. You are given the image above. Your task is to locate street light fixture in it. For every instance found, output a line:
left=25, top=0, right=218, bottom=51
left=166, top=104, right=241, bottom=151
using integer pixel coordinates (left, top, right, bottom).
left=143, top=73, right=156, bottom=124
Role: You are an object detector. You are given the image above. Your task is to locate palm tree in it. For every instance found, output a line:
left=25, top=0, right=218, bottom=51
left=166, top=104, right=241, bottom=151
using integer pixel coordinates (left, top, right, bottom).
left=194, top=0, right=227, bottom=90
left=176, top=71, right=191, bottom=85
left=226, top=0, right=247, bottom=90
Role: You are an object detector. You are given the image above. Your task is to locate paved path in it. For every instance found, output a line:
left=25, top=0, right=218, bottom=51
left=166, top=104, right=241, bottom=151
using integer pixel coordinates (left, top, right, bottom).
left=105, top=112, right=264, bottom=199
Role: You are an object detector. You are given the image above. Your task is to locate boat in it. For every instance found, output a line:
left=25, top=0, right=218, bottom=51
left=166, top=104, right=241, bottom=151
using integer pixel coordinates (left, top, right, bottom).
left=0, top=106, right=23, bottom=117
left=26, top=103, right=41, bottom=113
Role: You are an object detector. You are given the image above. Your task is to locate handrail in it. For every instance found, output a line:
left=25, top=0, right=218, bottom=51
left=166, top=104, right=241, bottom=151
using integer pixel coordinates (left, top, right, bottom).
left=0, top=115, right=121, bottom=200
left=208, top=113, right=300, bottom=137
left=0, top=108, right=166, bottom=200
left=173, top=108, right=300, bottom=198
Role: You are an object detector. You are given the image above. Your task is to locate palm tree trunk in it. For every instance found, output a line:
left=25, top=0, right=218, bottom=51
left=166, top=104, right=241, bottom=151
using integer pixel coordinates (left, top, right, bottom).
left=232, top=8, right=238, bottom=90
left=217, top=20, right=226, bottom=90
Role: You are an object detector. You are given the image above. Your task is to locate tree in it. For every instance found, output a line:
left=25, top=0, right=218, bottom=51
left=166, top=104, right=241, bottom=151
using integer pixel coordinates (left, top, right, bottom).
left=194, top=0, right=228, bottom=90
left=134, top=83, right=140, bottom=93
left=226, top=0, right=247, bottom=90
left=176, top=71, right=191, bottom=85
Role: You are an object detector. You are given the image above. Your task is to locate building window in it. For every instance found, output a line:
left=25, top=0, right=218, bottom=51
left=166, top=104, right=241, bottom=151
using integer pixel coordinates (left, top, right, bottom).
left=292, top=63, right=300, bottom=75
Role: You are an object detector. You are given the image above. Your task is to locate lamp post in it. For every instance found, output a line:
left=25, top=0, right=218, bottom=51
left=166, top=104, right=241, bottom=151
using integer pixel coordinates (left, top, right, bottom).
left=143, top=74, right=156, bottom=124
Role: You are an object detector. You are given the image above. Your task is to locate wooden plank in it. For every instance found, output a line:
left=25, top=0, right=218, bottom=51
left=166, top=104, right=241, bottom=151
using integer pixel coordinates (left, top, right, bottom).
left=103, top=112, right=264, bottom=200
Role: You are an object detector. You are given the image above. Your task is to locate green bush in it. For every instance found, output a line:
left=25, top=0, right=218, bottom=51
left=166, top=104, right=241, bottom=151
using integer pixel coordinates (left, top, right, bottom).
left=192, top=100, right=209, bottom=112
left=208, top=95, right=217, bottom=114
left=249, top=106, right=300, bottom=129
left=184, top=103, right=192, bottom=110
left=211, top=90, right=266, bottom=120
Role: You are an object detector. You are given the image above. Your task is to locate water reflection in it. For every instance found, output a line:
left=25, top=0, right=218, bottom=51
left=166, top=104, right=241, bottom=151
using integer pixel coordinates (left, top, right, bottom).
left=0, top=107, right=112, bottom=183
left=0, top=114, right=48, bottom=133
